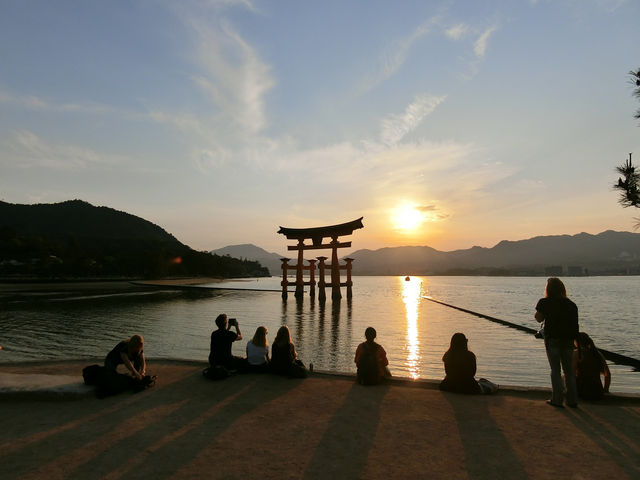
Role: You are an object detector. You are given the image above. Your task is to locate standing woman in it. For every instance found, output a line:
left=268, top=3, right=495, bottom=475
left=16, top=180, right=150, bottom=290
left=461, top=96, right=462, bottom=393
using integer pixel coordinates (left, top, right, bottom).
left=535, top=277, right=579, bottom=408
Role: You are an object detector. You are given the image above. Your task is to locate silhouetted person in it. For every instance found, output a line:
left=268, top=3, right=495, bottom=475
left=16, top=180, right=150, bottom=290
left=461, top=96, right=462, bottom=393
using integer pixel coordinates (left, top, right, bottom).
left=535, top=277, right=579, bottom=408
left=574, top=332, right=611, bottom=400
left=209, top=313, right=245, bottom=371
left=270, top=325, right=307, bottom=378
left=104, top=334, right=146, bottom=380
left=246, top=326, right=270, bottom=373
left=439, top=333, right=482, bottom=394
left=354, top=327, right=390, bottom=385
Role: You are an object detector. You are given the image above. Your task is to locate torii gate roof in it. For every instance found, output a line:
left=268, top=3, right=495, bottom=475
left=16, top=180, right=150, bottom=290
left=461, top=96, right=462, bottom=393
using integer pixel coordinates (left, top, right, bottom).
left=277, top=217, right=364, bottom=245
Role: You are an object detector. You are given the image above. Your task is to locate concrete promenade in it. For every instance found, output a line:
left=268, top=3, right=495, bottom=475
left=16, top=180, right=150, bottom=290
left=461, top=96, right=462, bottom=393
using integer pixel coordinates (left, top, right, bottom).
left=1, top=360, right=639, bottom=480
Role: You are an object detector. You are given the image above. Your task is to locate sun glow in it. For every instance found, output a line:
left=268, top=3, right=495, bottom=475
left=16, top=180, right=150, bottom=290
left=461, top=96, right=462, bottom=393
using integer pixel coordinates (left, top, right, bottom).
left=393, top=205, right=423, bottom=231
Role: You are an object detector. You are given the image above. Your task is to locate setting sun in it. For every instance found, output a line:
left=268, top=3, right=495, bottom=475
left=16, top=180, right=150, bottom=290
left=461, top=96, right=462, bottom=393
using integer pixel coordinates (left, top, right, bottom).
left=393, top=205, right=423, bottom=231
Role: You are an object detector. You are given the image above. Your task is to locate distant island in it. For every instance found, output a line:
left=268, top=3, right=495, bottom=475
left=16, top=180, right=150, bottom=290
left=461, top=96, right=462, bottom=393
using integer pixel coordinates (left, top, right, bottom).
left=0, top=200, right=269, bottom=280
left=214, top=231, right=640, bottom=276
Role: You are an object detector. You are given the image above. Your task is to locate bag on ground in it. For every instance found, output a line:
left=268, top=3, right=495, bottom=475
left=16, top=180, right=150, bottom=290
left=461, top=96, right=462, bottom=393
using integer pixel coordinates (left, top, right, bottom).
left=478, top=377, right=499, bottom=394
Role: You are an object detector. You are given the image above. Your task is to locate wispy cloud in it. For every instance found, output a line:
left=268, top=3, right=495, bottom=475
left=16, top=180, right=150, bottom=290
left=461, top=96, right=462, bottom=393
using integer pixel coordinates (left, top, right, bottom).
left=2, top=130, right=123, bottom=170
left=193, top=0, right=257, bottom=12
left=474, top=26, right=497, bottom=59
left=0, top=86, right=214, bottom=145
left=416, top=204, right=450, bottom=221
left=0, top=89, right=115, bottom=115
left=380, top=94, right=447, bottom=146
left=445, top=23, right=469, bottom=40
left=145, top=110, right=208, bottom=137
left=193, top=145, right=232, bottom=173
left=188, top=18, right=274, bottom=135
left=359, top=15, right=441, bottom=94
left=594, top=0, right=627, bottom=12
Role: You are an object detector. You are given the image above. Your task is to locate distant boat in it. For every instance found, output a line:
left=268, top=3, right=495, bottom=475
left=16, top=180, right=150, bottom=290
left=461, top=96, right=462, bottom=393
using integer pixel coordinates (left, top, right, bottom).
left=405, top=276, right=410, bottom=281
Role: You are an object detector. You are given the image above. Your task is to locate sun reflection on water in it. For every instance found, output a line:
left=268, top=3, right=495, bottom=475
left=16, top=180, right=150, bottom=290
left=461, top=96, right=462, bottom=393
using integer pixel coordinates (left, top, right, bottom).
left=401, top=276, right=422, bottom=379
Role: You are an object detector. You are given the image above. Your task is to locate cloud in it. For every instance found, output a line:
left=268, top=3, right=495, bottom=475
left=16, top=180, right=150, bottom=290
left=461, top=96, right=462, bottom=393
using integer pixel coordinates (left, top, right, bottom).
left=359, top=15, right=441, bottom=94
left=445, top=23, right=469, bottom=40
left=380, top=94, right=447, bottom=146
left=417, top=205, right=437, bottom=212
left=416, top=204, right=450, bottom=221
left=193, top=145, right=232, bottom=172
left=146, top=110, right=208, bottom=137
left=188, top=18, right=275, bottom=135
left=191, top=0, right=257, bottom=12
left=594, top=0, right=627, bottom=12
left=0, top=89, right=116, bottom=115
left=2, top=130, right=123, bottom=170
left=474, top=26, right=497, bottom=59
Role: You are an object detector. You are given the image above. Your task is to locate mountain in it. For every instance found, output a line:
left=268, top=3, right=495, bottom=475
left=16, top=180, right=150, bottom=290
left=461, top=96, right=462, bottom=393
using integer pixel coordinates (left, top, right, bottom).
left=0, top=199, right=182, bottom=244
left=211, top=244, right=284, bottom=276
left=347, top=231, right=640, bottom=276
left=0, top=200, right=269, bottom=279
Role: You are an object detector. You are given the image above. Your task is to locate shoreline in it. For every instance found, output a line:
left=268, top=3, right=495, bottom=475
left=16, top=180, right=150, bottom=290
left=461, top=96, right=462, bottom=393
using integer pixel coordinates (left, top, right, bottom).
left=3, top=278, right=639, bottom=395
left=2, top=358, right=639, bottom=402
left=1, top=359, right=639, bottom=479
left=0, top=278, right=223, bottom=303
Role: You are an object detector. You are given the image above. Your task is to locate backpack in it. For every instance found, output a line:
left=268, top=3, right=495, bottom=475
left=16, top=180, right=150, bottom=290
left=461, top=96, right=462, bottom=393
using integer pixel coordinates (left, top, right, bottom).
left=82, top=364, right=104, bottom=386
left=357, top=343, right=380, bottom=385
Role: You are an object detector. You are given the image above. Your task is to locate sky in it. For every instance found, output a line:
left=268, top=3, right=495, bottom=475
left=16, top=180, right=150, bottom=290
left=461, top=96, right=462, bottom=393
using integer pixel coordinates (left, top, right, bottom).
left=1, top=0, right=639, bottom=255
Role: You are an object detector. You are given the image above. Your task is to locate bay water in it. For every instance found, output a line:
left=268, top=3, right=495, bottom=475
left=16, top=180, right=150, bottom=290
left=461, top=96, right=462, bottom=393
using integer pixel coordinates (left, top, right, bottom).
left=1, top=276, right=638, bottom=393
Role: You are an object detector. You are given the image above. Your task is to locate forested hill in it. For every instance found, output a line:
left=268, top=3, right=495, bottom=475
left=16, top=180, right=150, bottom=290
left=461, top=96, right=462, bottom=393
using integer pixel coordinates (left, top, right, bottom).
left=0, top=200, right=269, bottom=279
left=0, top=199, right=182, bottom=243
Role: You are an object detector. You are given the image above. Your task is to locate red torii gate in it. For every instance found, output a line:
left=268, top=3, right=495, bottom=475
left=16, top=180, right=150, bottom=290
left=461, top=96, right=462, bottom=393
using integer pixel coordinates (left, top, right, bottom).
left=277, top=217, right=364, bottom=300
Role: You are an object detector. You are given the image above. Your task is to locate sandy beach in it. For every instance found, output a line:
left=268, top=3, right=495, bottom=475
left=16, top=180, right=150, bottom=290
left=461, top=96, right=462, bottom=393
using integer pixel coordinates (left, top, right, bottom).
left=1, top=360, right=639, bottom=480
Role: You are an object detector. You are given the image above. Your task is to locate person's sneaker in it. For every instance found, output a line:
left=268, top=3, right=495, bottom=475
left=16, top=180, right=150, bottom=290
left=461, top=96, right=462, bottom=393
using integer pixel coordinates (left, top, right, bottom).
left=546, top=399, right=564, bottom=408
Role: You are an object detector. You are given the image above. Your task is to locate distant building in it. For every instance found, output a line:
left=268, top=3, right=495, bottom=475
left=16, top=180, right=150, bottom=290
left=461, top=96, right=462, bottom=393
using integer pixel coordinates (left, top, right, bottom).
left=544, top=265, right=563, bottom=276
left=567, top=266, right=584, bottom=276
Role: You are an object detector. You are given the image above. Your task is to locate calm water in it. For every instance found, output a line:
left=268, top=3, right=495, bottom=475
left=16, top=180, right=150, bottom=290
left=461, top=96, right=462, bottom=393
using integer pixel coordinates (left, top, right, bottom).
left=1, top=276, right=639, bottom=393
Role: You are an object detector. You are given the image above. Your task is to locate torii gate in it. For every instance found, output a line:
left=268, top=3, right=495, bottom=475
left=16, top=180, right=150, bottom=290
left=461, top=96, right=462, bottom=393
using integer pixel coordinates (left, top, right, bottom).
left=277, top=217, right=364, bottom=300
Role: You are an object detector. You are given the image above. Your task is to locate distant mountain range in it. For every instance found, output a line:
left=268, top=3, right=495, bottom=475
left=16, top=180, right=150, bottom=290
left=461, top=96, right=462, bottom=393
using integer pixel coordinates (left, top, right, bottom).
left=214, top=230, right=640, bottom=276
left=0, top=200, right=269, bottom=278
left=5, top=199, right=637, bottom=278
left=348, top=231, right=640, bottom=275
